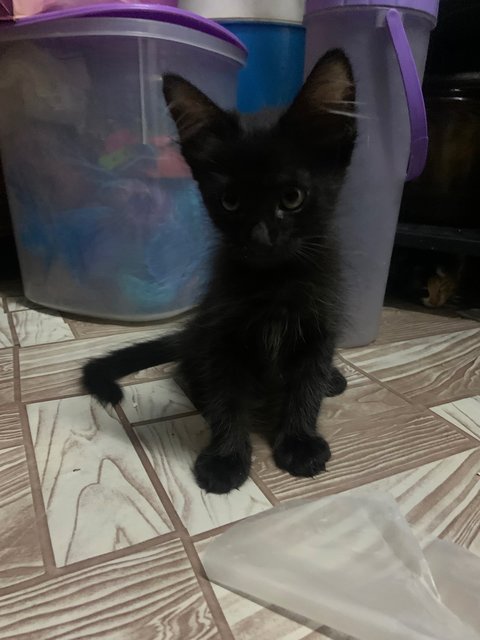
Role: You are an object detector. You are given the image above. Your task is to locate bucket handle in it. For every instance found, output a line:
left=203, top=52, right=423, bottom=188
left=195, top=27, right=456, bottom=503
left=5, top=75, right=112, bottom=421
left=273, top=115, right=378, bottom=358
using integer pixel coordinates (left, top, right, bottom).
left=385, top=8, right=428, bottom=181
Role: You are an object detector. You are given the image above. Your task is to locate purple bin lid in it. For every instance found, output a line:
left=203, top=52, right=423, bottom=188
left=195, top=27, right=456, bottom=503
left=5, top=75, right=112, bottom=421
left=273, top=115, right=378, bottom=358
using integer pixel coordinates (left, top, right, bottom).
left=0, top=2, right=248, bottom=52
left=305, top=0, right=439, bottom=19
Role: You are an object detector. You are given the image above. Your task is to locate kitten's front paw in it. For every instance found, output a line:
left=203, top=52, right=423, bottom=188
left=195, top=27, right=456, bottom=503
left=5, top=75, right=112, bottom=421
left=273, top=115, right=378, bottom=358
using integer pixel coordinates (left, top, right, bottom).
left=326, top=367, right=347, bottom=397
left=273, top=434, right=331, bottom=477
left=194, top=449, right=251, bottom=494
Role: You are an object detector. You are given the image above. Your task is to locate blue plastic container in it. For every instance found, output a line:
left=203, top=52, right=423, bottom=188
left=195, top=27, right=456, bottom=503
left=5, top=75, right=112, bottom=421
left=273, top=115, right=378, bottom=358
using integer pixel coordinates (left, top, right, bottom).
left=219, top=21, right=305, bottom=112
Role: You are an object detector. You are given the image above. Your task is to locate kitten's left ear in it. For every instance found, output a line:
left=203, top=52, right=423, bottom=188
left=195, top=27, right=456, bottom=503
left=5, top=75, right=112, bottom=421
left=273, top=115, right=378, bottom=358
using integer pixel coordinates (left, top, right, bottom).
left=163, top=74, right=238, bottom=170
left=279, top=49, right=357, bottom=161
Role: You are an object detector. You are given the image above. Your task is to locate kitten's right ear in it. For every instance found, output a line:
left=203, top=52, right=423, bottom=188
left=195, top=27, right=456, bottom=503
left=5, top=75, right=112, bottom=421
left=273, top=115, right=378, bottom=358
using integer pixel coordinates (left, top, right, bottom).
left=162, top=74, right=238, bottom=168
left=279, top=49, right=356, bottom=165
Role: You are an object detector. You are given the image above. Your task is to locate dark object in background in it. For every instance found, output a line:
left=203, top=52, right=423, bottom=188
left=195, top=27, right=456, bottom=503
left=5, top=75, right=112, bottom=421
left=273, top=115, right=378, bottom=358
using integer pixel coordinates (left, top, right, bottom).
left=399, top=74, right=480, bottom=228
left=426, top=0, right=480, bottom=75
left=387, top=246, right=480, bottom=309
left=393, top=1, right=480, bottom=315
left=0, top=159, right=20, bottom=281
left=387, top=246, right=463, bottom=307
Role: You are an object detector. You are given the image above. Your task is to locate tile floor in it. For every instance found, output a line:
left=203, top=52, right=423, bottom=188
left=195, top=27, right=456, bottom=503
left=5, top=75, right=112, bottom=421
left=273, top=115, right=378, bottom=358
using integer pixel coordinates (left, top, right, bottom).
left=0, top=283, right=479, bottom=639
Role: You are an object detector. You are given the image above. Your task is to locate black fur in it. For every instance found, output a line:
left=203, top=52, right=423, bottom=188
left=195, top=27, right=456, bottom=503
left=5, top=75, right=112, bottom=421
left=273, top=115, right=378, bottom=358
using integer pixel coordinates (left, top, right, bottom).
left=82, top=49, right=357, bottom=494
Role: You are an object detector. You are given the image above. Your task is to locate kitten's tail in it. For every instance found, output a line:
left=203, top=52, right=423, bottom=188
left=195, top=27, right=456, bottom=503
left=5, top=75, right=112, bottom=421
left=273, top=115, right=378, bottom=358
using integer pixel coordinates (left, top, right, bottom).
left=82, top=332, right=183, bottom=406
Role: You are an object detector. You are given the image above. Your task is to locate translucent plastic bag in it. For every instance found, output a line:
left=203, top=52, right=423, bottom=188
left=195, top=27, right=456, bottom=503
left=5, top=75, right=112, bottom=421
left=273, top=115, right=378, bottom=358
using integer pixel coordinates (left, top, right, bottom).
left=203, top=493, right=480, bottom=640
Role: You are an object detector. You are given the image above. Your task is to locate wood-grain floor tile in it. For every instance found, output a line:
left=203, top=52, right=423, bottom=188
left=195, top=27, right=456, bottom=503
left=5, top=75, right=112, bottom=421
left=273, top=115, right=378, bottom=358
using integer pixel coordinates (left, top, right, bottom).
left=0, top=312, right=12, bottom=348
left=19, top=329, right=167, bottom=403
left=0, top=539, right=220, bottom=640
left=375, top=307, right=478, bottom=345
left=344, top=448, right=480, bottom=550
left=137, top=415, right=272, bottom=535
left=12, top=308, right=75, bottom=347
left=252, top=373, right=477, bottom=502
left=0, top=445, right=44, bottom=590
left=0, top=349, right=14, bottom=405
left=123, top=378, right=194, bottom=424
left=431, top=396, right=480, bottom=441
left=440, top=490, right=480, bottom=555
left=66, top=315, right=184, bottom=339
left=5, top=296, right=39, bottom=312
left=344, top=329, right=480, bottom=406
left=26, top=396, right=173, bottom=566
left=0, top=404, right=23, bottom=449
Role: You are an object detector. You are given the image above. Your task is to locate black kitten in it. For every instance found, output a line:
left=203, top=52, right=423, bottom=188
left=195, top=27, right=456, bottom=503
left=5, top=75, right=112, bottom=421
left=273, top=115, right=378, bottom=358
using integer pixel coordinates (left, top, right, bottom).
left=82, top=49, right=357, bottom=494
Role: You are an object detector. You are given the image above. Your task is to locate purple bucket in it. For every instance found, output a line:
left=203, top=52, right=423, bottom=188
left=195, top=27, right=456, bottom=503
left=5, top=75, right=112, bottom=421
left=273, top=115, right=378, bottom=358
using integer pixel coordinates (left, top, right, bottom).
left=304, top=0, right=439, bottom=346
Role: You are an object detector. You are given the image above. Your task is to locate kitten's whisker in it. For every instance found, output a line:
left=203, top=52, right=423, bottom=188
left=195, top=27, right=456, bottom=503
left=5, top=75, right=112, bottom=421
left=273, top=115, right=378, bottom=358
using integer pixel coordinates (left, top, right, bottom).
left=301, top=241, right=330, bottom=250
left=295, top=249, right=322, bottom=268
left=324, top=109, right=371, bottom=120
left=300, top=242, right=331, bottom=254
left=326, top=100, right=364, bottom=106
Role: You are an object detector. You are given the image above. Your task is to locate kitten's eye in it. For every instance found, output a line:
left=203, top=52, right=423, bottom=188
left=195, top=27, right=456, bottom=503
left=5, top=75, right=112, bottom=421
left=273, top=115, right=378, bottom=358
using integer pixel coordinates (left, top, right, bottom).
left=280, top=187, right=305, bottom=211
left=221, top=191, right=240, bottom=212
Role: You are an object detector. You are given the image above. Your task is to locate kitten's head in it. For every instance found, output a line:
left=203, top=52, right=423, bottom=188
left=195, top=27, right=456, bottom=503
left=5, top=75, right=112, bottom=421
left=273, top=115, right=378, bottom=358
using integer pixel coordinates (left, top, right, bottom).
left=163, top=49, right=356, bottom=268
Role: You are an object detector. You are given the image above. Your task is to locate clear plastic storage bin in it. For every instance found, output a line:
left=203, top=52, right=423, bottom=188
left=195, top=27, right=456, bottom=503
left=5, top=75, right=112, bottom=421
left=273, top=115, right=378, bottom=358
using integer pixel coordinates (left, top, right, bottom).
left=0, top=4, right=246, bottom=320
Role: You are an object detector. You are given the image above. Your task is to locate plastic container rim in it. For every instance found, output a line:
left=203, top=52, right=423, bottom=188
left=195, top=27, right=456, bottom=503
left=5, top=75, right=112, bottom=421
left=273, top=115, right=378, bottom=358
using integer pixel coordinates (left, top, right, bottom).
left=0, top=4, right=248, bottom=54
left=218, top=19, right=306, bottom=28
left=305, top=0, right=439, bottom=20
left=0, top=16, right=247, bottom=65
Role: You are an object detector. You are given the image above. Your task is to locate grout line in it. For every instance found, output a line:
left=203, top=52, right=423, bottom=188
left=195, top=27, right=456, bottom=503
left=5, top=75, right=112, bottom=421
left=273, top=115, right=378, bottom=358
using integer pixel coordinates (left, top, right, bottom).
left=189, top=510, right=276, bottom=545
left=21, top=390, right=90, bottom=406
left=115, top=403, right=236, bottom=640
left=0, top=574, right=49, bottom=598
left=6, top=311, right=19, bottom=348
left=366, top=325, right=480, bottom=348
left=131, top=409, right=200, bottom=428
left=182, top=537, right=236, bottom=640
left=16, top=329, right=171, bottom=355
left=340, top=351, right=480, bottom=413
left=19, top=367, right=177, bottom=408
left=250, top=468, right=279, bottom=505
left=190, top=522, right=241, bottom=544
left=64, top=317, right=81, bottom=340
left=21, top=372, right=177, bottom=406
left=11, top=346, right=21, bottom=403
left=0, top=532, right=183, bottom=598
left=1, top=297, right=7, bottom=313
left=50, top=531, right=180, bottom=577
left=337, top=352, right=424, bottom=408
left=114, top=403, right=190, bottom=539
left=424, top=406, right=480, bottom=447
left=17, top=403, right=57, bottom=575
left=341, top=352, right=480, bottom=455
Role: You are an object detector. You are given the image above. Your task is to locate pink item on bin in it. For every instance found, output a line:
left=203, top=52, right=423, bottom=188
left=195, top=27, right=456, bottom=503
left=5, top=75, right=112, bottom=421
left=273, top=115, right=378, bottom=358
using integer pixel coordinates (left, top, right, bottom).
left=0, top=0, right=177, bottom=22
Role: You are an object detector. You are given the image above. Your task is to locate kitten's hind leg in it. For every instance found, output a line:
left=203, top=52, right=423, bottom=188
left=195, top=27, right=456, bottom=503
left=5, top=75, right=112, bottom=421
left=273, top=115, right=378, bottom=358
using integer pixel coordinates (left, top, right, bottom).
left=325, top=366, right=347, bottom=397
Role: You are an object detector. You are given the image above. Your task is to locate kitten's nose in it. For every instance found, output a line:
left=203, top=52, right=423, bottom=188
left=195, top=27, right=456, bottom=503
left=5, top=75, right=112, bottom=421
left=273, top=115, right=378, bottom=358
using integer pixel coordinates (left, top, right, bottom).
left=251, top=222, right=272, bottom=246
